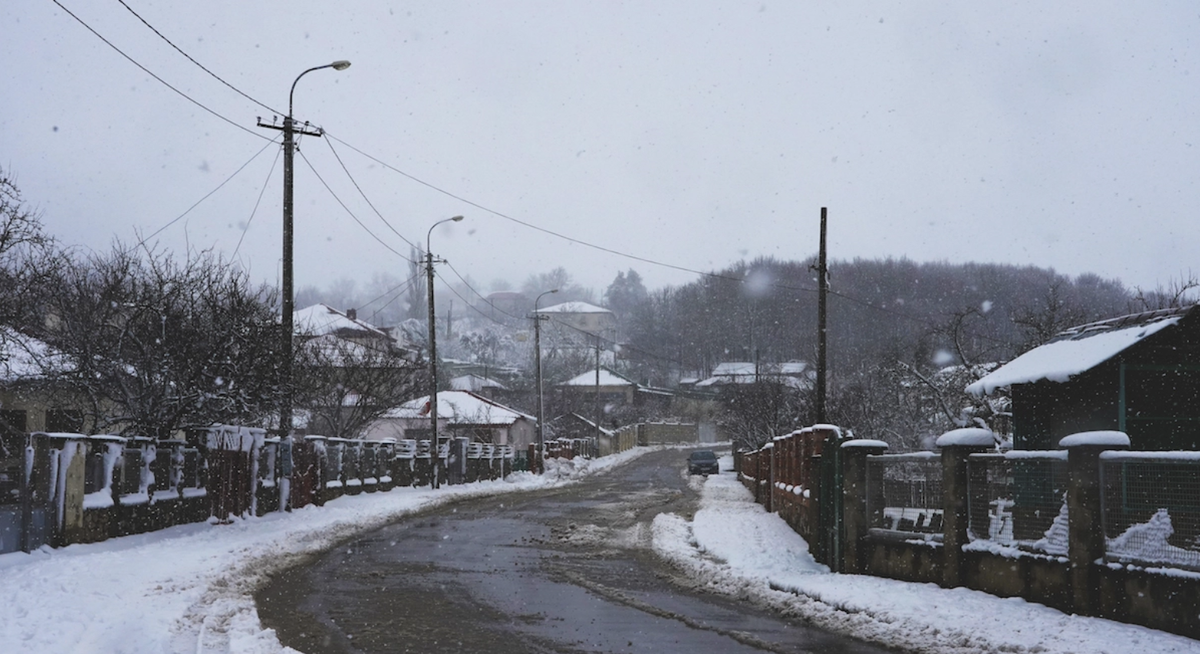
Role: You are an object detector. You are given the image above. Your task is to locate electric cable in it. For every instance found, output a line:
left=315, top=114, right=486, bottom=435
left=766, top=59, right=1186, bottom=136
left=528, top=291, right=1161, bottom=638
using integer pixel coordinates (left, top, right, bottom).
left=115, top=0, right=282, bottom=115
left=295, top=150, right=415, bottom=264
left=232, top=144, right=282, bottom=259
left=324, top=137, right=419, bottom=251
left=131, top=136, right=279, bottom=252
left=51, top=0, right=272, bottom=142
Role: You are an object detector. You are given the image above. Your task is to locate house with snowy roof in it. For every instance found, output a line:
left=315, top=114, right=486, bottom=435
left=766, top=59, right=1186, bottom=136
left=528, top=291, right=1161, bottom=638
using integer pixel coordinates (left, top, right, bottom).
left=967, top=305, right=1200, bottom=450
left=694, top=360, right=813, bottom=391
left=293, top=304, right=411, bottom=355
left=360, top=390, right=536, bottom=448
left=535, top=301, right=618, bottom=344
left=0, top=328, right=87, bottom=435
left=556, top=367, right=674, bottom=414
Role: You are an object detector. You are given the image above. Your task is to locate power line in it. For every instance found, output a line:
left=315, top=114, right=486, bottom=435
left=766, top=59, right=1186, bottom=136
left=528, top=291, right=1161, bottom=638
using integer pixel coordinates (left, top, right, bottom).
left=440, top=262, right=686, bottom=366
left=324, top=131, right=765, bottom=285
left=232, top=144, right=282, bottom=259
left=51, top=0, right=271, bottom=142
left=322, top=133, right=937, bottom=325
left=324, top=137, right=419, bottom=251
left=114, top=0, right=281, bottom=115
left=295, top=149, right=415, bottom=264
left=132, top=137, right=279, bottom=252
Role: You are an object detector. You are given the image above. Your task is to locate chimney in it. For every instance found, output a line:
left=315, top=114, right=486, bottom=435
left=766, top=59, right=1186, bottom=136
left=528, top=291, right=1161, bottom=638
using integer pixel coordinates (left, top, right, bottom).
left=346, top=308, right=357, bottom=321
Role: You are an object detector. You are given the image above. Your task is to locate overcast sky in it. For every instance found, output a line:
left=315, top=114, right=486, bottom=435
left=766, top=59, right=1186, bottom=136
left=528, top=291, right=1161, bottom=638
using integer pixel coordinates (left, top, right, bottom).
left=2, top=1, right=1198, bottom=307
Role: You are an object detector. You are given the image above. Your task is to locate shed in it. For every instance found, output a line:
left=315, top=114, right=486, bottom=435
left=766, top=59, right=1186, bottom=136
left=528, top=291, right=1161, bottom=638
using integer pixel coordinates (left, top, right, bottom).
left=967, top=306, right=1200, bottom=450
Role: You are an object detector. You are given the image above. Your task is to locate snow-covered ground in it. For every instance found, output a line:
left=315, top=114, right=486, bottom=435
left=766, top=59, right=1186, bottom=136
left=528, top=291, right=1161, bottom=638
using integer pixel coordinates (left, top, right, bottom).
left=652, top=455, right=1200, bottom=654
left=0, top=450, right=643, bottom=654
left=1, top=447, right=1197, bottom=654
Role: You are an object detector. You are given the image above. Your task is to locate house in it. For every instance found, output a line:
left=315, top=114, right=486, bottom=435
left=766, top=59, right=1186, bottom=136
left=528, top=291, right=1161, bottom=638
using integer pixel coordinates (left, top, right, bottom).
left=292, top=304, right=421, bottom=437
left=556, top=367, right=674, bottom=414
left=536, top=301, right=618, bottom=344
left=0, top=328, right=86, bottom=436
left=967, top=305, right=1200, bottom=450
left=474, top=291, right=528, bottom=323
left=293, top=304, right=411, bottom=355
left=449, top=374, right=508, bottom=401
left=694, top=361, right=813, bottom=391
left=360, top=390, right=536, bottom=449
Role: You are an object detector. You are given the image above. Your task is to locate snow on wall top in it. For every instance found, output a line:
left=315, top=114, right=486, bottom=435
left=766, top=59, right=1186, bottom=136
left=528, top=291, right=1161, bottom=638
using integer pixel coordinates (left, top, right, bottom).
left=536, top=301, right=612, bottom=314
left=936, top=427, right=995, bottom=448
left=966, top=312, right=1184, bottom=396
left=1058, top=430, right=1130, bottom=448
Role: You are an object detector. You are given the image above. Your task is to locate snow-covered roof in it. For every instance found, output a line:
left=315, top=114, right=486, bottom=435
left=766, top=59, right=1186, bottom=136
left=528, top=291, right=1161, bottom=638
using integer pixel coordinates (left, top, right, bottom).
left=293, top=304, right=390, bottom=339
left=450, top=374, right=509, bottom=392
left=536, top=301, right=612, bottom=315
left=712, top=362, right=756, bottom=376
left=382, top=390, right=533, bottom=425
left=560, top=368, right=636, bottom=387
left=0, top=328, right=75, bottom=382
left=967, top=307, right=1189, bottom=396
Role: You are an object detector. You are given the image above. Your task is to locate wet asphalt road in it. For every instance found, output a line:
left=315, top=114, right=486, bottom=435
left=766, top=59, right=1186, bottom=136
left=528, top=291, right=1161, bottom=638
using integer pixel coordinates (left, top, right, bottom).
left=255, top=448, right=897, bottom=654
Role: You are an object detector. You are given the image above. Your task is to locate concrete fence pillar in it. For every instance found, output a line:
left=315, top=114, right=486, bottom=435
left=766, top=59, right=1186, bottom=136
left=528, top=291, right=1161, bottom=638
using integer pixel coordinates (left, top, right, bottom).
left=840, top=439, right=888, bottom=574
left=936, top=428, right=995, bottom=589
left=1060, top=430, right=1129, bottom=615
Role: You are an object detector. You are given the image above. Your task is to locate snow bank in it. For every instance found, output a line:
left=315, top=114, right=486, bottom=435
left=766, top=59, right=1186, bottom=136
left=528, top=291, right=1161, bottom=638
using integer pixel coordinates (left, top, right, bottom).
left=651, top=473, right=1200, bottom=654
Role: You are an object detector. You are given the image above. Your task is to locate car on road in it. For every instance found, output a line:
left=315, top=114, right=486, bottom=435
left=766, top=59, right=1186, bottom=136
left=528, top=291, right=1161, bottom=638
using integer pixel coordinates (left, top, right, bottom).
left=687, top=449, right=720, bottom=475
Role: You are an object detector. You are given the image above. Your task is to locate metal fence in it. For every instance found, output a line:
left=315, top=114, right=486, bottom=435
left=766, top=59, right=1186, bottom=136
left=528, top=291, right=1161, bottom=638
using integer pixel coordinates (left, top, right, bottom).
left=1101, top=452, right=1200, bottom=571
left=967, top=451, right=1069, bottom=554
left=867, top=452, right=943, bottom=535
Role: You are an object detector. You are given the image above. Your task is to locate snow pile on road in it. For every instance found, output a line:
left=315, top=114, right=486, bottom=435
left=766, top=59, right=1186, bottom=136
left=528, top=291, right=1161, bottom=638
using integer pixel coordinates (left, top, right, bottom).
left=0, top=446, right=656, bottom=654
left=651, top=469, right=1200, bottom=654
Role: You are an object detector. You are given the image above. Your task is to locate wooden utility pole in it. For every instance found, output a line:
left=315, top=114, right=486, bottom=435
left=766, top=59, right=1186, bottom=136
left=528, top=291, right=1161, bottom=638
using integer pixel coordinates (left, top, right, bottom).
left=816, top=207, right=829, bottom=424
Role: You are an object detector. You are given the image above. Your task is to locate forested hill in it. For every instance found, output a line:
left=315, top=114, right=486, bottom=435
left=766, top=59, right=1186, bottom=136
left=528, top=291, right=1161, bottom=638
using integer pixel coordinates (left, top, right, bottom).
left=619, top=257, right=1137, bottom=384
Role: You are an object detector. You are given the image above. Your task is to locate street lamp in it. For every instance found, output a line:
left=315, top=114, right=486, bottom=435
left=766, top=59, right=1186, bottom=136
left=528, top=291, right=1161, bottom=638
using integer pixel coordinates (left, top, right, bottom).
left=533, top=288, right=559, bottom=471
left=426, top=215, right=463, bottom=489
left=267, top=59, right=350, bottom=439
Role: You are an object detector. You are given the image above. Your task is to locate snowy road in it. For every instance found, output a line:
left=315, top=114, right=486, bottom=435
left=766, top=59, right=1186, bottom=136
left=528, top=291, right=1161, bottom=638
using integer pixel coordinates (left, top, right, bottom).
left=256, top=447, right=888, bottom=653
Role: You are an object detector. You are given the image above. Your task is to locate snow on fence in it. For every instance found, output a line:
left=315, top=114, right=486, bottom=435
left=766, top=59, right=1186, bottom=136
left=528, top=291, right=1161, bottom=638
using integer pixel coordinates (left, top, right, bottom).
left=966, top=450, right=1069, bottom=555
left=1100, top=451, right=1200, bottom=571
left=866, top=452, right=944, bottom=538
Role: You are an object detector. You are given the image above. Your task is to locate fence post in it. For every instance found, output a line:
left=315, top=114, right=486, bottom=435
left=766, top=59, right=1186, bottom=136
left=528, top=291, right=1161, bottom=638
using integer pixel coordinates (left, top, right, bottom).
left=936, top=428, right=995, bottom=589
left=1061, top=430, right=1128, bottom=616
left=840, top=439, right=888, bottom=574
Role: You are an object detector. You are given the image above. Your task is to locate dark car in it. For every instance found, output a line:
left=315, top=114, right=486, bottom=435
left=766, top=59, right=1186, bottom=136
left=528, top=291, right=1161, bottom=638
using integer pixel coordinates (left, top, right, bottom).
left=687, top=449, right=720, bottom=475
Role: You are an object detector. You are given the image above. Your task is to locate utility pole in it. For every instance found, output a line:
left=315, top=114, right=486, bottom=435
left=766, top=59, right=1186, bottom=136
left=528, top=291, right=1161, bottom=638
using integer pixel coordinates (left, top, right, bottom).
left=425, top=215, right=464, bottom=489
left=258, top=60, right=351, bottom=439
left=815, top=207, right=829, bottom=424
left=594, top=336, right=601, bottom=453
left=426, top=247, right=439, bottom=488
left=533, top=289, right=558, bottom=470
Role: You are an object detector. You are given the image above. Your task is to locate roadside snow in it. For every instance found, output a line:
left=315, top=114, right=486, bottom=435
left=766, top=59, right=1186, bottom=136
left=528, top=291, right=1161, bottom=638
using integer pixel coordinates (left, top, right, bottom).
left=4, top=446, right=1196, bottom=654
left=651, top=466, right=1200, bottom=654
left=0, top=446, right=653, bottom=654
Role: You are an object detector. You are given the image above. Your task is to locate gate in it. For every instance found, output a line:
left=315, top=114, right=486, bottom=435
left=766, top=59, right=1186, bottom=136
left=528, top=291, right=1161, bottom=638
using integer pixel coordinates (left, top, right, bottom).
left=291, top=437, right=321, bottom=508
left=206, top=426, right=260, bottom=521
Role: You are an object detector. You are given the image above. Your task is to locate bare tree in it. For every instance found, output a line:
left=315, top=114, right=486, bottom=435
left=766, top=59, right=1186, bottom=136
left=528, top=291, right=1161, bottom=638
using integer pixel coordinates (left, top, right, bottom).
left=1132, top=273, right=1200, bottom=311
left=36, top=244, right=285, bottom=437
left=292, top=334, right=424, bottom=439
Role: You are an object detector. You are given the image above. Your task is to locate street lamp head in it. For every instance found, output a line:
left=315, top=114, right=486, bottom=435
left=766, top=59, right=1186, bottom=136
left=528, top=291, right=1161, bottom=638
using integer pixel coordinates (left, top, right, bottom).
left=330, top=60, right=352, bottom=71
left=450, top=215, right=464, bottom=222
